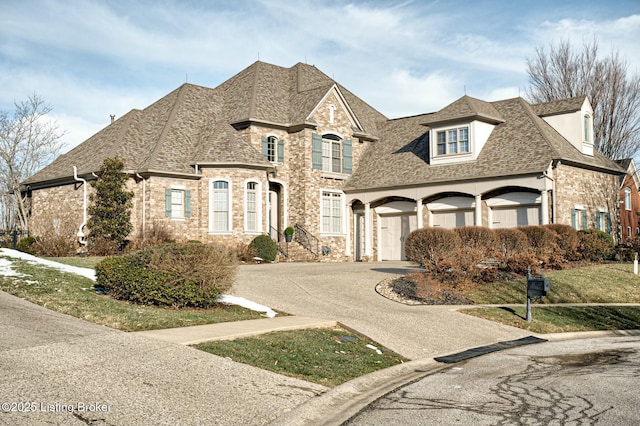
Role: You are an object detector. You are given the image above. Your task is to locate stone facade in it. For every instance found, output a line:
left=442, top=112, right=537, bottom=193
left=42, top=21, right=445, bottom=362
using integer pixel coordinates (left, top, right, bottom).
left=553, top=163, right=619, bottom=239
left=24, top=63, right=624, bottom=262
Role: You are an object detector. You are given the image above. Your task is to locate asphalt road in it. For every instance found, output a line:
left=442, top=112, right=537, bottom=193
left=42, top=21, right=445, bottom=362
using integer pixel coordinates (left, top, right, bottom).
left=346, top=335, right=640, bottom=425
left=0, top=291, right=326, bottom=425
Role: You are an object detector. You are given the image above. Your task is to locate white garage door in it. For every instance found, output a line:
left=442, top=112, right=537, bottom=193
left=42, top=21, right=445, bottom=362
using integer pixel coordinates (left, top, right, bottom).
left=432, top=210, right=474, bottom=229
left=492, top=206, right=540, bottom=228
left=380, top=214, right=417, bottom=260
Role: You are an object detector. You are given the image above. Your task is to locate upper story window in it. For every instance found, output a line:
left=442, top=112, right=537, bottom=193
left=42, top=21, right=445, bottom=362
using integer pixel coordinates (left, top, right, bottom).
left=322, top=134, right=342, bottom=173
left=436, top=127, right=469, bottom=156
left=625, top=187, right=632, bottom=210
left=262, top=136, right=284, bottom=163
left=312, top=133, right=353, bottom=175
left=583, top=113, right=592, bottom=143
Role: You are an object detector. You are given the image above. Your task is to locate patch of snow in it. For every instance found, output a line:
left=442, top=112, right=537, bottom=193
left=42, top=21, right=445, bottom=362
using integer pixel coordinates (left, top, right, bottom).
left=0, top=248, right=277, bottom=317
left=0, top=248, right=96, bottom=280
left=217, top=294, right=277, bottom=318
left=0, top=257, right=27, bottom=278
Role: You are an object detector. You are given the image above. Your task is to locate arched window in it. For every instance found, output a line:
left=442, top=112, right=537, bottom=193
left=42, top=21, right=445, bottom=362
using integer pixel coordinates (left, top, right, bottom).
left=312, top=133, right=352, bottom=174
left=322, top=134, right=342, bottom=173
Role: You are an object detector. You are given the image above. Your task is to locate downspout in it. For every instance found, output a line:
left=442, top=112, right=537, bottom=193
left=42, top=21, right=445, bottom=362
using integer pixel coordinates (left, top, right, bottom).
left=73, top=166, right=88, bottom=245
left=136, top=173, right=146, bottom=238
left=543, top=166, right=556, bottom=224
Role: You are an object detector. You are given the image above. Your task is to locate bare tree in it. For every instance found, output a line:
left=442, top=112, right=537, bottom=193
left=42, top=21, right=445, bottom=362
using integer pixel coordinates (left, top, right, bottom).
left=0, top=94, right=65, bottom=231
left=526, top=38, right=640, bottom=160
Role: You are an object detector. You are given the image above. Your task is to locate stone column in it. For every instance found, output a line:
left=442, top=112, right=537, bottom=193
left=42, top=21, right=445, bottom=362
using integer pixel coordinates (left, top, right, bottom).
left=345, top=203, right=352, bottom=257
left=364, top=203, right=372, bottom=257
left=541, top=189, right=549, bottom=225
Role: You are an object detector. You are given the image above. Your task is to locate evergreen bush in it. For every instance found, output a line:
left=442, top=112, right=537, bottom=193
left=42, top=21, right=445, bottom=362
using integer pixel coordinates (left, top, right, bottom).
left=578, top=229, right=614, bottom=261
left=249, top=234, right=278, bottom=262
left=16, top=236, right=36, bottom=254
left=87, top=157, right=134, bottom=255
left=95, top=242, right=237, bottom=308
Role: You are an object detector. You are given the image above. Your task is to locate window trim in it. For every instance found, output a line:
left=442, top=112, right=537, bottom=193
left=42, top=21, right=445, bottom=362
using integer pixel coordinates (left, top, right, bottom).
left=435, top=126, right=470, bottom=157
left=322, top=133, right=342, bottom=173
left=625, top=187, right=632, bottom=211
left=320, top=189, right=345, bottom=236
left=244, top=179, right=262, bottom=234
left=209, top=178, right=232, bottom=234
left=583, top=113, right=592, bottom=144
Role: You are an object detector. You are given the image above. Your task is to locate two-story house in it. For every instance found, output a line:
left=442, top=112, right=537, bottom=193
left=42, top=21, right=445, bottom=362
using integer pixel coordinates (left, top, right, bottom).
left=22, top=61, right=624, bottom=261
left=616, top=158, right=640, bottom=241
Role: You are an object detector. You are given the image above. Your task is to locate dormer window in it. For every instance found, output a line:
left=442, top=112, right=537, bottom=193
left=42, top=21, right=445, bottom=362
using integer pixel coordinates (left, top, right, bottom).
left=436, top=127, right=469, bottom=156
left=583, top=113, right=592, bottom=144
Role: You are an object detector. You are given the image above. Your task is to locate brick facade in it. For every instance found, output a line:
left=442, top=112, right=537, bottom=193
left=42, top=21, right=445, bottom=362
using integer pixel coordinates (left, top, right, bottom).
left=619, top=174, right=640, bottom=241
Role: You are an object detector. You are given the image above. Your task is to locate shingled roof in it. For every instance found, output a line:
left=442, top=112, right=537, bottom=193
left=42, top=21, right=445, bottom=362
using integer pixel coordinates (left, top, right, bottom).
left=23, top=61, right=387, bottom=186
left=344, top=96, right=623, bottom=192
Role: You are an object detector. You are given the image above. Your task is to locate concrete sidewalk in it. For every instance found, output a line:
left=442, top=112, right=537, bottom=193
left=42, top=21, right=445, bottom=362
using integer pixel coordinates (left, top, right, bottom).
left=132, top=316, right=338, bottom=345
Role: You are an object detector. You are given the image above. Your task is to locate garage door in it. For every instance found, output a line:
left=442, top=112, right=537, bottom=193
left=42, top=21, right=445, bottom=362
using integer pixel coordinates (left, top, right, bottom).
left=380, top=214, right=417, bottom=260
left=432, top=210, right=474, bottom=229
left=492, top=206, right=540, bottom=228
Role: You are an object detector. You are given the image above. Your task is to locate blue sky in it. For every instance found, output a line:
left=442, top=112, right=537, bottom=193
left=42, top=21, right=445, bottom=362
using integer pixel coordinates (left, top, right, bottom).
left=2, top=0, right=640, bottom=151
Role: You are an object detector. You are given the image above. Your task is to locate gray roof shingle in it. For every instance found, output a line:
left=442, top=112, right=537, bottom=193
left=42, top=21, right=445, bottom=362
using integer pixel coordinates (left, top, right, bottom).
left=24, top=61, right=386, bottom=185
left=344, top=96, right=623, bottom=192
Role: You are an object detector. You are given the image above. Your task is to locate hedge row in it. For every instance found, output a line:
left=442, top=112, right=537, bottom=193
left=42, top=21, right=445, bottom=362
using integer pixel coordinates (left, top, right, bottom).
left=95, top=241, right=237, bottom=308
left=405, top=225, right=614, bottom=283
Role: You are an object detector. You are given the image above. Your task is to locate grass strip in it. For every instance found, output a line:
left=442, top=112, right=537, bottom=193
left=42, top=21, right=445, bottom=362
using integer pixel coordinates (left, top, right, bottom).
left=465, top=305, right=640, bottom=334
left=0, top=257, right=264, bottom=331
left=194, top=327, right=408, bottom=387
left=465, top=263, right=640, bottom=304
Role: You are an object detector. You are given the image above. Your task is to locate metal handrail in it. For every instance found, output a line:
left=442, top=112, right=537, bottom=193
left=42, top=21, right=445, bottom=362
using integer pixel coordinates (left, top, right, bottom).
left=294, top=223, right=319, bottom=257
left=270, top=226, right=288, bottom=258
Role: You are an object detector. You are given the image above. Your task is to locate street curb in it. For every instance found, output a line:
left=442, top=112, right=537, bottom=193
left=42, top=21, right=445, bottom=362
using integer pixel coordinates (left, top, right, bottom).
left=537, top=328, right=640, bottom=341
left=268, top=329, right=640, bottom=426
left=268, top=358, right=447, bottom=426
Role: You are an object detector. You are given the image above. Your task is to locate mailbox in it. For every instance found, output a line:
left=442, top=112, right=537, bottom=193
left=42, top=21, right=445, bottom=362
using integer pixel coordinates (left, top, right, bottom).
left=527, top=276, right=550, bottom=297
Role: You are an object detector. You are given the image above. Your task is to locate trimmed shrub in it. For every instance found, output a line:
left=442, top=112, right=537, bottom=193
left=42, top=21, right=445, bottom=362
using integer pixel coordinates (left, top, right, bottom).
left=32, top=237, right=76, bottom=257
left=16, top=236, right=36, bottom=254
left=95, top=242, right=237, bottom=308
left=405, top=228, right=462, bottom=270
left=233, top=242, right=258, bottom=263
left=127, top=221, right=175, bottom=251
left=519, top=226, right=562, bottom=267
left=249, top=234, right=278, bottom=262
left=494, top=228, right=529, bottom=261
left=578, top=229, right=614, bottom=262
left=544, top=224, right=580, bottom=261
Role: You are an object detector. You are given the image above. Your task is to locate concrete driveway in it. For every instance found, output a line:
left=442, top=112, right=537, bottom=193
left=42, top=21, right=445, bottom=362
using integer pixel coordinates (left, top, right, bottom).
left=233, top=261, right=531, bottom=360
left=0, top=291, right=325, bottom=425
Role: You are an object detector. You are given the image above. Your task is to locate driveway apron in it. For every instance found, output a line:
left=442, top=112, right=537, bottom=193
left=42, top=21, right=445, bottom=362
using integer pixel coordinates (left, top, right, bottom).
left=233, top=261, right=531, bottom=360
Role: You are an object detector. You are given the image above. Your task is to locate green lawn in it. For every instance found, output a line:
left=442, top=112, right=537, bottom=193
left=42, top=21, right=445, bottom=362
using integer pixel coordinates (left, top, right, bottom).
left=0, top=257, right=264, bottom=331
left=461, top=263, right=640, bottom=332
left=194, top=328, right=408, bottom=387
left=2, top=254, right=408, bottom=387
left=465, top=263, right=640, bottom=304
